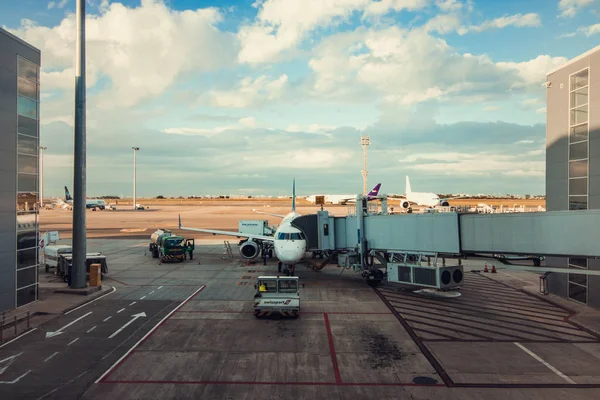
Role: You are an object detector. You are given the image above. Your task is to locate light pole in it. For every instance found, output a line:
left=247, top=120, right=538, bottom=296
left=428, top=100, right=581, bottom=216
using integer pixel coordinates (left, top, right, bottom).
left=39, top=146, right=47, bottom=208
left=360, top=134, right=370, bottom=195
left=132, top=147, right=139, bottom=210
left=71, top=0, right=87, bottom=289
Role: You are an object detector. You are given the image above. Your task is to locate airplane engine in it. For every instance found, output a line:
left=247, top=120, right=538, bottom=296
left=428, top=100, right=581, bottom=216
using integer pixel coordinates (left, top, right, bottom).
left=239, top=240, right=260, bottom=259
left=400, top=200, right=410, bottom=209
left=440, top=200, right=450, bottom=207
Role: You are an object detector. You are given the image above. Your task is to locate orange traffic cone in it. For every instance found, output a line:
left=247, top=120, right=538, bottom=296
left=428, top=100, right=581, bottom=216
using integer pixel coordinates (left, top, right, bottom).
left=491, top=265, right=497, bottom=273
left=483, top=263, right=489, bottom=273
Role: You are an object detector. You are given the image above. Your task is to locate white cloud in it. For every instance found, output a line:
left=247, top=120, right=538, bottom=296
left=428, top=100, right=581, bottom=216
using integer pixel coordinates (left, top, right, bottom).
left=398, top=151, right=544, bottom=177
left=41, top=115, right=74, bottom=127
left=48, top=0, right=69, bottom=9
left=483, top=106, right=499, bottom=111
left=573, top=23, right=600, bottom=37
left=241, top=149, right=353, bottom=169
left=308, top=26, right=566, bottom=106
left=558, top=0, right=594, bottom=18
left=209, top=74, right=288, bottom=108
left=516, top=140, right=535, bottom=144
left=435, top=0, right=469, bottom=12
left=286, top=124, right=338, bottom=134
left=162, top=126, right=237, bottom=136
left=237, top=0, right=433, bottom=64
left=459, top=13, right=542, bottom=35
left=10, top=0, right=237, bottom=108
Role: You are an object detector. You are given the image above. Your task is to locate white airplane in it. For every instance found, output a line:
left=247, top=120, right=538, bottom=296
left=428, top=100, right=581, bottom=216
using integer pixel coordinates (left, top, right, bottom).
left=63, top=186, right=106, bottom=210
left=305, top=183, right=382, bottom=205
left=393, top=176, right=460, bottom=209
left=179, top=180, right=307, bottom=275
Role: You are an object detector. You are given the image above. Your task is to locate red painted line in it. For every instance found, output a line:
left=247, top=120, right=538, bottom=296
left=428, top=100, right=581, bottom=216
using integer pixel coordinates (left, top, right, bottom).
left=323, top=313, right=342, bottom=384
left=95, top=285, right=207, bottom=383
left=175, top=310, right=392, bottom=315
left=100, top=380, right=445, bottom=387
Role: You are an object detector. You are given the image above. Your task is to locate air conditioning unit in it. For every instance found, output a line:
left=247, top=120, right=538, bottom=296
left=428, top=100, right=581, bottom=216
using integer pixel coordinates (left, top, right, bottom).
left=387, top=263, right=463, bottom=289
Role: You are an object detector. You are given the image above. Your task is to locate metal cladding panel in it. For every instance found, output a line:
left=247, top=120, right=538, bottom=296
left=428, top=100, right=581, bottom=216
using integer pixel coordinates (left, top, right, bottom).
left=460, top=210, right=600, bottom=257
left=334, top=217, right=348, bottom=249
left=363, top=213, right=460, bottom=253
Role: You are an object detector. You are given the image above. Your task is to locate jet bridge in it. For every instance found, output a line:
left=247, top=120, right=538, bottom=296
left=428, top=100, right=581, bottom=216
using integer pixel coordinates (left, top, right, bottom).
left=291, top=194, right=600, bottom=289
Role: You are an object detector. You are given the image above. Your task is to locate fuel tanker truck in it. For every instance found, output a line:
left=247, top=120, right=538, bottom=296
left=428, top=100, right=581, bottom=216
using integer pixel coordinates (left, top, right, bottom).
left=149, top=228, right=194, bottom=262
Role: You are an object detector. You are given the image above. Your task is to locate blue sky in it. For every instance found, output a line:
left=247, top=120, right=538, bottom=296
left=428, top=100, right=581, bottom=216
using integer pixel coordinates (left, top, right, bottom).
left=2, top=0, right=600, bottom=197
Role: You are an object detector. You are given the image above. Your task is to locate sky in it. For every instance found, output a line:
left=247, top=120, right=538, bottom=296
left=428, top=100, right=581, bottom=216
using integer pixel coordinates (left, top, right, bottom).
left=2, top=0, right=600, bottom=197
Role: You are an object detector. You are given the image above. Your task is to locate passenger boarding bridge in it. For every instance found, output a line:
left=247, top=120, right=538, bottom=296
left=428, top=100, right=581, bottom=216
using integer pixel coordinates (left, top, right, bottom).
left=292, top=194, right=600, bottom=291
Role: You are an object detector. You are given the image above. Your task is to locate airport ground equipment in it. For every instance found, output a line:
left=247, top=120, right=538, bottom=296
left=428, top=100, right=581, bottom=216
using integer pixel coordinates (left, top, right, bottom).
left=291, top=194, right=600, bottom=290
left=239, top=220, right=276, bottom=236
left=253, top=276, right=300, bottom=317
left=43, top=245, right=73, bottom=272
left=149, top=229, right=193, bottom=262
left=57, top=253, right=108, bottom=283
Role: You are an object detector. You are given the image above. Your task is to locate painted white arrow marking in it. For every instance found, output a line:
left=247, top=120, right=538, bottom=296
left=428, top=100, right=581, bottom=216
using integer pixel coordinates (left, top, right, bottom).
left=0, top=352, right=22, bottom=376
left=108, top=312, right=147, bottom=339
left=46, top=312, right=93, bottom=338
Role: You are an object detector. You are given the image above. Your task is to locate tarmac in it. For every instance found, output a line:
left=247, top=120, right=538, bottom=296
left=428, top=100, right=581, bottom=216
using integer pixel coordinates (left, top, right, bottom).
left=0, top=236, right=600, bottom=399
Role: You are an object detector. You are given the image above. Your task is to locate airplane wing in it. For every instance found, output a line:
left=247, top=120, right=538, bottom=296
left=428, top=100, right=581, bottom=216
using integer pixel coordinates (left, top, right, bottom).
left=178, top=215, right=274, bottom=242
left=252, top=209, right=286, bottom=218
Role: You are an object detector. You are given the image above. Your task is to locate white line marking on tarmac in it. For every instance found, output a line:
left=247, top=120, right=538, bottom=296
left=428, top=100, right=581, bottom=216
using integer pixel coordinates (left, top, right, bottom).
left=0, top=329, right=36, bottom=350
left=67, top=338, right=79, bottom=346
left=87, top=326, right=97, bottom=333
left=157, top=286, right=163, bottom=290
left=140, top=296, right=146, bottom=300
left=103, top=316, right=112, bottom=322
left=95, top=284, right=206, bottom=383
left=46, top=312, right=93, bottom=338
left=117, top=308, right=125, bottom=314
left=65, top=286, right=116, bottom=315
left=0, top=370, right=31, bottom=384
left=129, top=302, right=136, bottom=306
left=514, top=342, right=576, bottom=384
left=149, top=291, right=155, bottom=295
left=44, top=352, right=59, bottom=363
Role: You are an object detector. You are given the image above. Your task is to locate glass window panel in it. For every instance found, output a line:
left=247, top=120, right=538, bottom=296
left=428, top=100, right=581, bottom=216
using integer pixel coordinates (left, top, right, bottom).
left=17, top=96, right=38, bottom=119
left=569, top=141, right=587, bottom=160
left=568, top=282, right=587, bottom=304
left=18, top=173, right=38, bottom=192
left=569, top=159, right=587, bottom=178
left=18, top=154, right=37, bottom=174
left=570, top=105, right=588, bottom=125
left=18, top=57, right=38, bottom=82
left=18, top=115, right=37, bottom=137
left=570, top=124, right=588, bottom=143
left=17, top=231, right=38, bottom=252
left=258, top=280, right=277, bottom=293
left=17, top=193, right=37, bottom=212
left=569, top=195, right=587, bottom=210
left=17, top=284, right=37, bottom=307
left=17, top=212, right=37, bottom=232
left=570, top=70, right=589, bottom=91
left=570, top=87, right=588, bottom=108
left=569, top=178, right=587, bottom=196
left=17, top=247, right=37, bottom=268
left=568, top=257, right=587, bottom=269
left=568, top=272, right=588, bottom=286
left=17, top=266, right=37, bottom=289
left=17, top=76, right=37, bottom=100
left=278, top=279, right=298, bottom=293
left=17, top=134, right=37, bottom=156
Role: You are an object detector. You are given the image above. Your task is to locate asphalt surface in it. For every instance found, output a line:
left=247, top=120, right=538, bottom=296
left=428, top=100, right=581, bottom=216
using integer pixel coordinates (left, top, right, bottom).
left=2, top=237, right=600, bottom=399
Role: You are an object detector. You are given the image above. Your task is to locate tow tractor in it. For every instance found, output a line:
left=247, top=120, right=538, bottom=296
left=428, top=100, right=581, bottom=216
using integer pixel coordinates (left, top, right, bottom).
left=253, top=276, right=300, bottom=318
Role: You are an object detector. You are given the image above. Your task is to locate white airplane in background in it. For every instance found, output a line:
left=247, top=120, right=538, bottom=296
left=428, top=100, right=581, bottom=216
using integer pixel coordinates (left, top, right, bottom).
left=179, top=180, right=307, bottom=275
left=392, top=176, right=462, bottom=209
left=305, top=183, right=382, bottom=205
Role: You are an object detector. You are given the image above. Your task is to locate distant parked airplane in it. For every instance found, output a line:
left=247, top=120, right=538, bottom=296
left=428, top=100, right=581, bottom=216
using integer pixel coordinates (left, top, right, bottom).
left=305, top=183, right=382, bottom=205
left=392, top=176, right=462, bottom=209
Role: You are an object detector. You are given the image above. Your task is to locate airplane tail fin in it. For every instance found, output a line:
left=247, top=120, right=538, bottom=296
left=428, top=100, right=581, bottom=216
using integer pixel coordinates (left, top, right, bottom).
left=178, top=214, right=182, bottom=229
left=405, top=176, right=412, bottom=195
left=64, top=186, right=73, bottom=201
left=292, top=179, right=296, bottom=212
left=367, top=183, right=381, bottom=198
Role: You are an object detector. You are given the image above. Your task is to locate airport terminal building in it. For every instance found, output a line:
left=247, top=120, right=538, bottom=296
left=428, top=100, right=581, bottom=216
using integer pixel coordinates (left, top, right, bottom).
left=0, top=28, right=41, bottom=312
left=546, top=45, right=600, bottom=307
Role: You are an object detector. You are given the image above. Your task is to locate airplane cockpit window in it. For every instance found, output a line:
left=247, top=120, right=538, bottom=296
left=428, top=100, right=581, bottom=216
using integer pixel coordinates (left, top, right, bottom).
left=277, top=232, right=288, bottom=240
left=290, top=233, right=303, bottom=240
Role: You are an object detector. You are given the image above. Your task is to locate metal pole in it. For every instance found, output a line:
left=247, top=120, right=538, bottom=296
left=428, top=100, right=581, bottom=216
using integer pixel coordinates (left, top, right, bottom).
left=39, top=146, right=46, bottom=208
left=71, top=0, right=87, bottom=289
left=132, top=147, right=139, bottom=210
